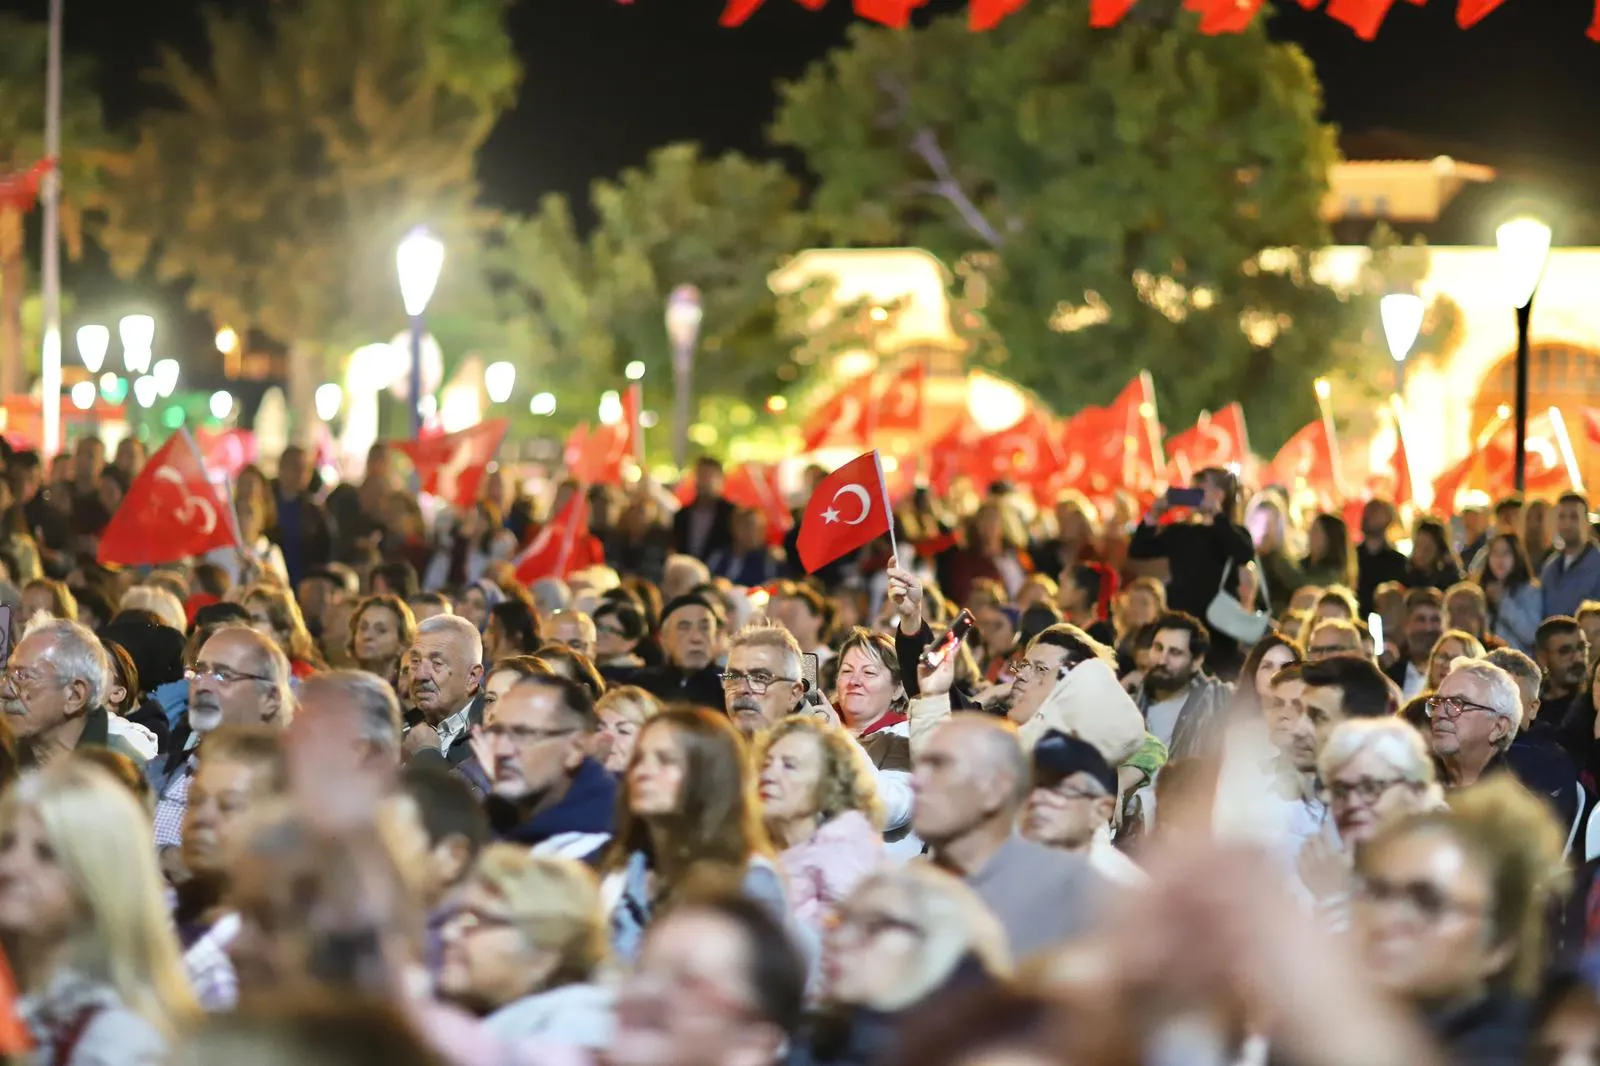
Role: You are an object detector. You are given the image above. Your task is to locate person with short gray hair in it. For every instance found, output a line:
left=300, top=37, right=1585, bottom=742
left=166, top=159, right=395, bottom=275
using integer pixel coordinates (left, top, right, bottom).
left=3, top=617, right=152, bottom=768
left=296, top=670, right=404, bottom=775
left=404, top=614, right=485, bottom=769
left=1428, top=658, right=1523, bottom=790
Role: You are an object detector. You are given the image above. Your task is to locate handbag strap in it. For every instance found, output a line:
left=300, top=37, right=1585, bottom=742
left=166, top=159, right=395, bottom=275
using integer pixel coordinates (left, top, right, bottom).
left=1216, top=551, right=1272, bottom=613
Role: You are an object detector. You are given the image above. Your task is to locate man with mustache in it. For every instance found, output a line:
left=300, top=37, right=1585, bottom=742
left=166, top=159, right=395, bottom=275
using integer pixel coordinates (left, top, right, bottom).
left=402, top=614, right=485, bottom=769
left=3, top=617, right=148, bottom=768
left=151, top=624, right=292, bottom=880
left=478, top=674, right=615, bottom=864
left=721, top=623, right=806, bottom=740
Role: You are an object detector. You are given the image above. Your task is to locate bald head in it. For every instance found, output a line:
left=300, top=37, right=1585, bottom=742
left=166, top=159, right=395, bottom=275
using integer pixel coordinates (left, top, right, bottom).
left=190, top=625, right=294, bottom=732
left=913, top=712, right=1029, bottom=848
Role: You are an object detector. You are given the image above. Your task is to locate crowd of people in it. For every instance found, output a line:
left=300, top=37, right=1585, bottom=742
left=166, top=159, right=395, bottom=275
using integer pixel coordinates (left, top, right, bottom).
left=2, top=433, right=1600, bottom=1065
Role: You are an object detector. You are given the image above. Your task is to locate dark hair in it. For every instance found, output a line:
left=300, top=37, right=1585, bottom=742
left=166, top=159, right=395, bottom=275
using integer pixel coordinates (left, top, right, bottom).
left=594, top=599, right=647, bottom=643
left=1151, top=610, right=1212, bottom=662
left=1493, top=495, right=1524, bottom=519
left=191, top=562, right=232, bottom=599
left=1030, top=622, right=1115, bottom=672
left=1477, top=532, right=1536, bottom=590
left=514, top=671, right=600, bottom=731
left=75, top=747, right=152, bottom=807
left=70, top=585, right=115, bottom=629
left=1300, top=653, right=1393, bottom=719
left=1535, top=615, right=1582, bottom=652
left=1411, top=517, right=1461, bottom=576
left=1307, top=512, right=1353, bottom=585
left=1236, top=631, right=1304, bottom=712
left=886, top=988, right=1061, bottom=1066
left=1403, top=585, right=1445, bottom=617
left=489, top=599, right=541, bottom=656
left=1558, top=491, right=1590, bottom=512
left=407, top=591, right=451, bottom=614
left=100, top=639, right=140, bottom=714
left=773, top=581, right=837, bottom=644
left=370, top=562, right=419, bottom=601
left=671, top=888, right=806, bottom=1036
left=1196, top=466, right=1242, bottom=523
left=400, top=766, right=490, bottom=856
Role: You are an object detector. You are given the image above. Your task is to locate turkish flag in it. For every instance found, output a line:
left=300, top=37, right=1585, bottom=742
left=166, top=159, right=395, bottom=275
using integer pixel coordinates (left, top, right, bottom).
left=621, top=383, right=643, bottom=464
left=514, top=492, right=597, bottom=583
left=1263, top=419, right=1340, bottom=501
left=1325, top=0, right=1397, bottom=38
left=1090, top=0, right=1139, bottom=27
left=1591, top=0, right=1600, bottom=41
left=801, top=375, right=875, bottom=453
left=874, top=361, right=926, bottom=435
left=193, top=428, right=259, bottom=481
left=796, top=451, right=893, bottom=573
left=928, top=416, right=985, bottom=494
left=724, top=463, right=792, bottom=547
left=393, top=420, right=508, bottom=510
left=99, top=431, right=239, bottom=566
left=1455, top=0, right=1508, bottom=27
left=969, top=407, right=1064, bottom=495
left=968, top=0, right=1025, bottom=30
left=1166, top=403, right=1250, bottom=483
left=565, top=421, right=635, bottom=485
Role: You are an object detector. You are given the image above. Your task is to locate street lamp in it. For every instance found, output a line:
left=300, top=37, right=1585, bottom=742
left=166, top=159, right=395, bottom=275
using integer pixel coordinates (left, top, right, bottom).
left=132, top=375, right=158, bottom=409
left=152, top=358, right=180, bottom=398
left=1379, top=293, right=1425, bottom=396
left=118, top=314, right=154, bottom=375
left=315, top=383, right=343, bottom=422
left=1496, top=216, right=1553, bottom=493
left=75, top=325, right=109, bottom=374
left=664, top=284, right=703, bottom=468
left=396, top=228, right=445, bottom=438
left=484, top=361, right=516, bottom=404
left=209, top=390, right=234, bottom=421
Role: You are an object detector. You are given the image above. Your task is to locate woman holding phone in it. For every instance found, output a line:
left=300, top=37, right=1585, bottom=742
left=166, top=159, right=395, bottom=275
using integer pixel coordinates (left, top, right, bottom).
left=1127, top=467, right=1255, bottom=677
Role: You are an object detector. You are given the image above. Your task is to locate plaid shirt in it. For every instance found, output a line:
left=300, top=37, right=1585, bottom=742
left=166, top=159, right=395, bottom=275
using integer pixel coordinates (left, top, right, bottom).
left=184, top=913, right=240, bottom=1012
left=153, top=757, right=196, bottom=849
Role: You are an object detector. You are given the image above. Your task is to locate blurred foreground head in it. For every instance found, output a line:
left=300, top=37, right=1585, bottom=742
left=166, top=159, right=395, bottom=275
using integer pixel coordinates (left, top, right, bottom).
left=173, top=994, right=442, bottom=1066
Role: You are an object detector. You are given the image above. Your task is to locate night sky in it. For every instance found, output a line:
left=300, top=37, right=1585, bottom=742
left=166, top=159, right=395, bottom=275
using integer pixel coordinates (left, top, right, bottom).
left=1, top=0, right=1598, bottom=215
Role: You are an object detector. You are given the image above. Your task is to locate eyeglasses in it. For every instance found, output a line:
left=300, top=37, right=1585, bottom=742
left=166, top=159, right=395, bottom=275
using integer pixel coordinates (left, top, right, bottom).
left=1, top=666, right=63, bottom=692
left=1354, top=875, right=1486, bottom=924
left=480, top=723, right=578, bottom=746
left=1323, top=776, right=1412, bottom=808
left=720, top=670, right=797, bottom=694
left=828, top=908, right=924, bottom=945
left=1423, top=695, right=1500, bottom=721
left=186, top=664, right=272, bottom=686
left=597, top=623, right=628, bottom=639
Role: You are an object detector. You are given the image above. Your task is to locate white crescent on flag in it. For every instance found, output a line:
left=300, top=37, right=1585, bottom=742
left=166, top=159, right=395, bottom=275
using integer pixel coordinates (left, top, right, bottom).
left=826, top=484, right=872, bottom=525
left=153, top=465, right=218, bottom=535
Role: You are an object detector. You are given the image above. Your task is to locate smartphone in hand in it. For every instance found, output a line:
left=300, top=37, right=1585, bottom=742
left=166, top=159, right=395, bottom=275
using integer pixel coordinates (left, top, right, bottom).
left=1165, top=487, right=1206, bottom=508
left=923, top=609, right=976, bottom=669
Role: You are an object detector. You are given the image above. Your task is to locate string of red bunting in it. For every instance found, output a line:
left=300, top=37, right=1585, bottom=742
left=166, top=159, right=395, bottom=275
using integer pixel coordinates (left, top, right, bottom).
left=703, top=0, right=1600, bottom=40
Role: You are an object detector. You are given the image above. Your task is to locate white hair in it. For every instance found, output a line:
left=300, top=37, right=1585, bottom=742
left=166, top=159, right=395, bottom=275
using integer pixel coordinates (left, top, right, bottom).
left=415, top=612, right=484, bottom=664
left=1484, top=647, right=1541, bottom=714
left=119, top=586, right=186, bottom=632
left=299, top=670, right=402, bottom=754
left=1444, top=657, right=1524, bottom=751
left=22, top=616, right=110, bottom=708
left=1318, top=718, right=1441, bottom=798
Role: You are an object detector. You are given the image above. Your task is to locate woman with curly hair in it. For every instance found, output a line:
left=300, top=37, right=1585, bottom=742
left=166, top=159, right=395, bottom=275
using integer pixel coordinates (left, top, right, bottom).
left=756, top=716, right=884, bottom=940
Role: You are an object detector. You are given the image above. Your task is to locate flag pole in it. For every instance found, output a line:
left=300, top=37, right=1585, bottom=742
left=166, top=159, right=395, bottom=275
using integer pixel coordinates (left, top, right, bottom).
left=1313, top=377, right=1344, bottom=498
left=552, top=484, right=586, bottom=577
left=871, top=450, right=898, bottom=560
left=1548, top=406, right=1586, bottom=496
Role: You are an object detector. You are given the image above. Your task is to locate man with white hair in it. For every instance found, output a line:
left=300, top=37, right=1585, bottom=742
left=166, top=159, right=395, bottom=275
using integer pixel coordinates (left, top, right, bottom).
left=3, top=617, right=151, bottom=768
left=1428, top=658, right=1523, bottom=790
left=403, top=613, right=484, bottom=769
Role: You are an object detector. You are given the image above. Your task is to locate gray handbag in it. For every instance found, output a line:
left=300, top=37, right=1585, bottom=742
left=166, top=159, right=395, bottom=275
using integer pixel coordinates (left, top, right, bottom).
left=1205, top=556, right=1271, bottom=644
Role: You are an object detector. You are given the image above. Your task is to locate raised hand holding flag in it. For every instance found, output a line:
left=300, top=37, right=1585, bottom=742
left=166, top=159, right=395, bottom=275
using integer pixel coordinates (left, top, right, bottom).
left=796, top=450, right=894, bottom=572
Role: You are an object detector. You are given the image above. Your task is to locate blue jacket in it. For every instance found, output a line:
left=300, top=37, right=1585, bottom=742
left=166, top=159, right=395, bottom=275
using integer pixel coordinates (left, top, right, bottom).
left=1489, top=582, right=1544, bottom=654
left=1542, top=544, right=1600, bottom=620
left=498, top=757, right=616, bottom=864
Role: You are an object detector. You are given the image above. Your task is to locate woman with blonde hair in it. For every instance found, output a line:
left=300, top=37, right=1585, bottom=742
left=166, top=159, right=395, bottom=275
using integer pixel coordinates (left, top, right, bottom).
left=0, top=760, right=197, bottom=1061
left=244, top=584, right=325, bottom=679
left=437, top=845, right=613, bottom=1048
left=794, top=863, right=1011, bottom=1065
left=755, top=716, right=884, bottom=940
left=595, top=686, right=662, bottom=775
left=1352, top=775, right=1568, bottom=1061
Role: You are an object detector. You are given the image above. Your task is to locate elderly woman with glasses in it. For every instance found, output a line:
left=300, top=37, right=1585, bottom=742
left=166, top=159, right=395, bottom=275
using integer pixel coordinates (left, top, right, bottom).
left=1351, top=775, right=1568, bottom=1064
left=791, top=863, right=1011, bottom=1066
left=1297, top=718, right=1445, bottom=923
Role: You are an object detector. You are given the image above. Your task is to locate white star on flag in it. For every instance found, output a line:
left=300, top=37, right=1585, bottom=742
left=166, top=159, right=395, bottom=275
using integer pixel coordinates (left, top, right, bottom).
left=822, top=507, right=840, bottom=523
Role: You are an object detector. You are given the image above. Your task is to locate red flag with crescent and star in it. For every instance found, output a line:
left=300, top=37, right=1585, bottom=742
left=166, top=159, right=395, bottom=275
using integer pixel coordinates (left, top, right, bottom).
left=801, top=376, right=875, bottom=453
left=1165, top=402, right=1250, bottom=483
left=98, top=431, right=240, bottom=566
left=393, top=420, right=509, bottom=510
left=796, top=450, right=893, bottom=572
left=873, top=361, right=926, bottom=436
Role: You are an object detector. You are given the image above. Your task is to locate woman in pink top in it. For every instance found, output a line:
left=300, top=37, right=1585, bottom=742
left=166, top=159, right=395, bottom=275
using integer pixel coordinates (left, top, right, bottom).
left=756, top=717, right=885, bottom=938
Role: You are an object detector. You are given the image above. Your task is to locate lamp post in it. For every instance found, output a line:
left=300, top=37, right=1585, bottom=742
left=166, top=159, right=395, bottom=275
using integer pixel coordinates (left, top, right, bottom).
left=39, top=0, right=63, bottom=457
left=1495, top=217, right=1553, bottom=494
left=396, top=228, right=445, bottom=438
left=1379, top=293, right=1425, bottom=397
left=118, top=314, right=154, bottom=375
left=665, top=284, right=703, bottom=469
left=75, top=325, right=108, bottom=374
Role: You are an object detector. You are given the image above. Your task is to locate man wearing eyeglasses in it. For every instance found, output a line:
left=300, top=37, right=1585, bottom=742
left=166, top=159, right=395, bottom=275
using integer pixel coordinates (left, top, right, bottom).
left=4, top=617, right=151, bottom=769
left=477, top=674, right=615, bottom=864
left=151, top=625, right=292, bottom=879
left=721, top=623, right=806, bottom=740
left=1427, top=659, right=1523, bottom=791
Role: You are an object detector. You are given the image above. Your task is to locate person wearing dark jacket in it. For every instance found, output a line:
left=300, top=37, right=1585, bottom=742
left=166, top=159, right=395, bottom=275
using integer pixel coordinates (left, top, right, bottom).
left=612, top=592, right=728, bottom=710
left=270, top=444, right=335, bottom=586
left=673, top=457, right=737, bottom=562
left=480, top=674, right=616, bottom=865
left=1128, top=467, right=1254, bottom=676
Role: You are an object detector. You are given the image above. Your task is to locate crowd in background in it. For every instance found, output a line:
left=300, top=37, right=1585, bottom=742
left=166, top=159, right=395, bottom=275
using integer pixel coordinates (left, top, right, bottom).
left=2, top=433, right=1600, bottom=1065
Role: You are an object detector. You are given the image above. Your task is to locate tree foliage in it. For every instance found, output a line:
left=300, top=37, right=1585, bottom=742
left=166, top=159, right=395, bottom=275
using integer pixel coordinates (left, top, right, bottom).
left=772, top=3, right=1359, bottom=449
left=494, top=143, right=814, bottom=427
left=97, top=0, right=521, bottom=404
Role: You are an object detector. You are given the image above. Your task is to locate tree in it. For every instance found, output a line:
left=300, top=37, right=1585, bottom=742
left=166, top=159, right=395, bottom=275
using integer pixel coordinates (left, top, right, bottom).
left=0, top=15, right=115, bottom=397
left=97, top=0, right=520, bottom=437
left=494, top=143, right=814, bottom=441
left=772, top=2, right=1358, bottom=449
